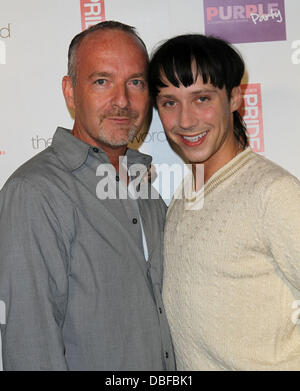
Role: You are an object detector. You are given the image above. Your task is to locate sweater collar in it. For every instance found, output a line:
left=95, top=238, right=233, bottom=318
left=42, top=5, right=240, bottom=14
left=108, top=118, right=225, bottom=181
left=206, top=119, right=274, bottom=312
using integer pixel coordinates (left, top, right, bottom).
left=204, top=147, right=253, bottom=196
left=180, top=147, right=254, bottom=210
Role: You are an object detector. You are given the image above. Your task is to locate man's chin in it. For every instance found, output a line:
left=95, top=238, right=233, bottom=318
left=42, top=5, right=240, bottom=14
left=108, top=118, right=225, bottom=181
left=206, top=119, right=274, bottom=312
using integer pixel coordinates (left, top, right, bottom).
left=96, top=127, right=139, bottom=149
left=106, top=142, right=129, bottom=149
left=99, top=136, right=134, bottom=149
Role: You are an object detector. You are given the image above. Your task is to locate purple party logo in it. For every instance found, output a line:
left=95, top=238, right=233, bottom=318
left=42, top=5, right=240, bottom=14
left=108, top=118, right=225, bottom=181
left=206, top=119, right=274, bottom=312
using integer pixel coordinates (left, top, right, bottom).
left=204, top=0, right=286, bottom=44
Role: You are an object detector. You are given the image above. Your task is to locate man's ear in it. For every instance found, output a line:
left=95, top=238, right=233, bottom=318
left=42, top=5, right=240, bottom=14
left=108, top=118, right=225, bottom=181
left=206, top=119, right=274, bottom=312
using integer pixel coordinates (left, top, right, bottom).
left=230, top=86, right=242, bottom=112
left=62, top=76, right=75, bottom=111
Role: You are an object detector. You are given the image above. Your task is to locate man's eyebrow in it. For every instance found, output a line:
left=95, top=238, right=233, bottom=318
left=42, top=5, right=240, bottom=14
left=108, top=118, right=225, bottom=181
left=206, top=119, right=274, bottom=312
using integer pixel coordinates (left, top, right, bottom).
left=157, top=94, right=176, bottom=99
left=129, top=73, right=147, bottom=79
left=158, top=88, right=218, bottom=99
left=190, top=88, right=218, bottom=95
left=88, top=72, right=147, bottom=80
left=88, top=72, right=111, bottom=80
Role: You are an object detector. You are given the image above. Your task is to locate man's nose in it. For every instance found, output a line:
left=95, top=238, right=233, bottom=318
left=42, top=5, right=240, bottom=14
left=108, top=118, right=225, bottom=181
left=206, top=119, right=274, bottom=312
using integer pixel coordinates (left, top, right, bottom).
left=112, top=83, right=129, bottom=109
left=178, top=105, right=198, bottom=130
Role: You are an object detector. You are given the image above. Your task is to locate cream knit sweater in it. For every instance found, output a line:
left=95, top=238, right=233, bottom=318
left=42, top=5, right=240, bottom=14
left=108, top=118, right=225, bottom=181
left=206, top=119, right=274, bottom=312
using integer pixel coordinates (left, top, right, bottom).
left=163, top=148, right=300, bottom=370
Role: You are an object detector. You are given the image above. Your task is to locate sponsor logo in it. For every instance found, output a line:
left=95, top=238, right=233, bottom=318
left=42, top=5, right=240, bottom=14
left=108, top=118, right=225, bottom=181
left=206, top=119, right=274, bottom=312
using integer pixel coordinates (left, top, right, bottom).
left=0, top=23, right=11, bottom=65
left=240, top=83, right=264, bottom=153
left=203, top=0, right=286, bottom=44
left=31, top=132, right=166, bottom=151
left=132, top=130, right=167, bottom=144
left=80, top=0, right=106, bottom=31
left=291, top=40, right=300, bottom=65
left=31, top=135, right=53, bottom=150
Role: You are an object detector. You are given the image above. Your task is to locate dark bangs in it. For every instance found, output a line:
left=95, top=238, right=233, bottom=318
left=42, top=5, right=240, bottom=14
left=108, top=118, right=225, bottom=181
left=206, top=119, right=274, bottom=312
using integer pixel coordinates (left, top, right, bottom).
left=149, top=34, right=245, bottom=106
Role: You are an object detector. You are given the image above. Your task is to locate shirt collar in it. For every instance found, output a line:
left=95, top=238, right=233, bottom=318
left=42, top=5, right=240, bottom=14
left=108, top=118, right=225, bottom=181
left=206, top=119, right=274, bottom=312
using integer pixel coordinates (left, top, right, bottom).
left=51, top=127, right=152, bottom=171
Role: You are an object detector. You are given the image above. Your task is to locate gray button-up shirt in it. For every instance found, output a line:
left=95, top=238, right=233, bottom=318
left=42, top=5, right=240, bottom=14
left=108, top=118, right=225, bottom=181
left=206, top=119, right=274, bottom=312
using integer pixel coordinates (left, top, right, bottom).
left=0, top=127, right=175, bottom=371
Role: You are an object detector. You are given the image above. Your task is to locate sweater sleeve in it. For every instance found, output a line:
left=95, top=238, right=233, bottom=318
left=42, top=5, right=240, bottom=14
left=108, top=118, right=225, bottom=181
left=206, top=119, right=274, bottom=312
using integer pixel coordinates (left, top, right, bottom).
left=0, top=178, right=70, bottom=370
left=263, top=174, right=300, bottom=291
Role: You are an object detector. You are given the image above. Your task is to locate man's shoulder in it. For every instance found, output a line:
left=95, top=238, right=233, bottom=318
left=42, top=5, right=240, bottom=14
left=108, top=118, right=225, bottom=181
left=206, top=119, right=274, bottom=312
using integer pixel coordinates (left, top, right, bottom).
left=2, top=146, right=69, bottom=193
left=247, top=151, right=299, bottom=184
left=0, top=147, right=76, bottom=231
left=245, top=151, right=300, bottom=203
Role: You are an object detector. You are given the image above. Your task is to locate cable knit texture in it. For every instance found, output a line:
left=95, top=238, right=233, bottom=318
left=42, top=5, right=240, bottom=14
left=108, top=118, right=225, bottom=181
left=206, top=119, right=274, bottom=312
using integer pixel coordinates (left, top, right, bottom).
left=163, top=148, right=300, bottom=370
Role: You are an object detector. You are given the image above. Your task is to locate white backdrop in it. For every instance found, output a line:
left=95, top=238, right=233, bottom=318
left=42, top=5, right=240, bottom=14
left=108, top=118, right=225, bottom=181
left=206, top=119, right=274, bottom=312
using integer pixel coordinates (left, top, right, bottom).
left=0, top=0, right=299, bottom=370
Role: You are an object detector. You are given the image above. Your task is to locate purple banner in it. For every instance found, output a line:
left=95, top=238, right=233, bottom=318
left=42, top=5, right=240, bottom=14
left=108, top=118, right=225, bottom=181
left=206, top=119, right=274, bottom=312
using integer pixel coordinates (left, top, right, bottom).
left=203, top=0, right=286, bottom=44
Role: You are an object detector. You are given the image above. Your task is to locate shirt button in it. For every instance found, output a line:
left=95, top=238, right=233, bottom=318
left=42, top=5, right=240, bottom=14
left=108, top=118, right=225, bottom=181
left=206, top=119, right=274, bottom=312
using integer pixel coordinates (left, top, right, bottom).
left=116, top=175, right=120, bottom=182
left=132, top=218, right=138, bottom=224
left=93, top=147, right=99, bottom=153
left=159, top=307, right=162, bottom=314
left=165, top=352, right=169, bottom=359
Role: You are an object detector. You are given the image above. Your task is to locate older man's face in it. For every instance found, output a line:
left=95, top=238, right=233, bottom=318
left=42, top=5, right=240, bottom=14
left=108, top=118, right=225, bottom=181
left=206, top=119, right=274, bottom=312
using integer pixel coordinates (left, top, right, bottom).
left=64, top=29, right=149, bottom=150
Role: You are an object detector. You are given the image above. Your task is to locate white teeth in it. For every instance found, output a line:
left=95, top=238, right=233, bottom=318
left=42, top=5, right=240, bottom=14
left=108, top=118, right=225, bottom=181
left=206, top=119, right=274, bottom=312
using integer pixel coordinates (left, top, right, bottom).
left=182, top=131, right=207, bottom=142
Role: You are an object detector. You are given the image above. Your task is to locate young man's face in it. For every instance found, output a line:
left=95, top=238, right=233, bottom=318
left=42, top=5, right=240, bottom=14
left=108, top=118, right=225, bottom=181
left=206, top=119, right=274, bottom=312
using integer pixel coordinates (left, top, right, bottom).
left=156, top=75, right=242, bottom=177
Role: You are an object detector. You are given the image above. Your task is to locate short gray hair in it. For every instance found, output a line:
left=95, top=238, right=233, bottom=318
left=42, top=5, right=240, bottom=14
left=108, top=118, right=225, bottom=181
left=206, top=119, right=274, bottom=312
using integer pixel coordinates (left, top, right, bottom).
left=67, top=20, right=148, bottom=85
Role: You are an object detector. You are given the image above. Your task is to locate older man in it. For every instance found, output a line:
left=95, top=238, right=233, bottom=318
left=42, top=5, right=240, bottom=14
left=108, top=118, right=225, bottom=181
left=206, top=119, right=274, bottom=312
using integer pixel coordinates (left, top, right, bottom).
left=0, top=21, right=175, bottom=371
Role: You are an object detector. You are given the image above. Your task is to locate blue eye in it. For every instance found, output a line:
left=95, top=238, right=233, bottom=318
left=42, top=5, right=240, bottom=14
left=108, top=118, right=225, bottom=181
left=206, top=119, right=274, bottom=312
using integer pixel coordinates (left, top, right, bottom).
left=162, top=101, right=176, bottom=108
left=130, top=79, right=145, bottom=87
left=95, top=79, right=107, bottom=85
left=197, top=96, right=209, bottom=102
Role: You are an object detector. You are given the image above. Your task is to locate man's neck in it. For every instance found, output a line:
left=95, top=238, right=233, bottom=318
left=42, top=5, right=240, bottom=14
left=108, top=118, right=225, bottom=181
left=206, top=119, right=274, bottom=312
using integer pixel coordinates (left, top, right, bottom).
left=192, top=141, right=242, bottom=191
left=72, top=127, right=128, bottom=173
left=203, top=142, right=242, bottom=184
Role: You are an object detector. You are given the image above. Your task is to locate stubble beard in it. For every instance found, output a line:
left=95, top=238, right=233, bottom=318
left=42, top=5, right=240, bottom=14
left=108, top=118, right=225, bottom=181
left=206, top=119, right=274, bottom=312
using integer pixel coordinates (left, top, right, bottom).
left=96, top=107, right=141, bottom=148
left=97, top=124, right=139, bottom=148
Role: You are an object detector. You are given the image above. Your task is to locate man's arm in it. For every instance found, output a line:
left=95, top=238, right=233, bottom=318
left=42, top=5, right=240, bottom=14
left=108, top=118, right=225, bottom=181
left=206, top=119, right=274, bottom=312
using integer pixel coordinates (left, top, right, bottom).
left=263, top=174, right=300, bottom=290
left=0, top=178, right=70, bottom=370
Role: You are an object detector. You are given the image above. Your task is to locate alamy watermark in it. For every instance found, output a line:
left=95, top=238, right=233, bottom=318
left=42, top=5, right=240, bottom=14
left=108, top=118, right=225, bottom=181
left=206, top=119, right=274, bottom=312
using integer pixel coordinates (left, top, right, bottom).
left=291, top=40, right=300, bottom=65
left=0, top=300, right=6, bottom=325
left=0, top=40, right=6, bottom=65
left=0, top=23, right=11, bottom=65
left=95, top=157, right=205, bottom=210
left=291, top=300, right=300, bottom=325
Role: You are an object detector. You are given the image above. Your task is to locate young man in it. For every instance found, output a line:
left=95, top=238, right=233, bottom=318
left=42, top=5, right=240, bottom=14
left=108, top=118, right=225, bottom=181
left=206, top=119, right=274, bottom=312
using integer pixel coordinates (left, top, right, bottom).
left=149, top=34, right=300, bottom=370
left=0, top=21, right=175, bottom=371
